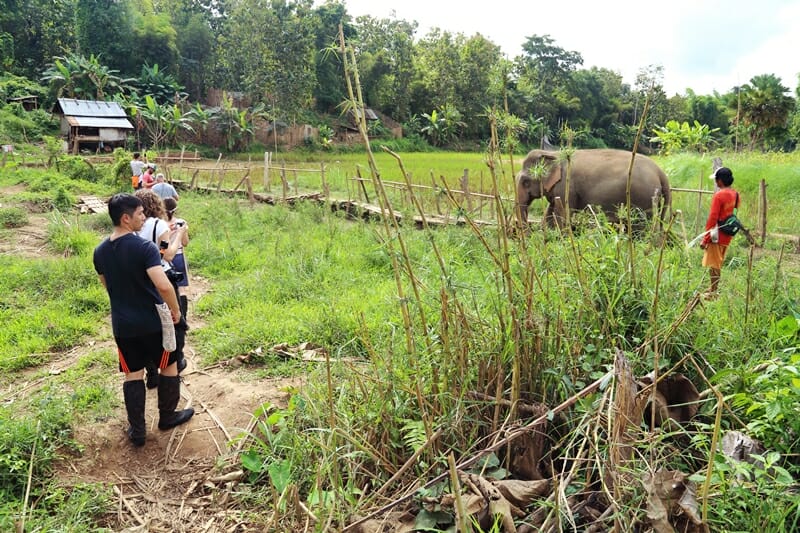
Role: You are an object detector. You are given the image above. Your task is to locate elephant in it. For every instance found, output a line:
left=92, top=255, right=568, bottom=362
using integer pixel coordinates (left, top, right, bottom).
left=515, top=148, right=671, bottom=229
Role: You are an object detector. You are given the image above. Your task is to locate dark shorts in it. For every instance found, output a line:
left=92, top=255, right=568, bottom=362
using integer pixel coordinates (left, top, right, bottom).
left=115, top=330, right=180, bottom=373
left=171, top=253, right=189, bottom=288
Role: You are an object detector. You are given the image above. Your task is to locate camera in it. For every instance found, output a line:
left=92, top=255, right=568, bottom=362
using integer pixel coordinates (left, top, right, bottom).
left=159, top=240, right=169, bottom=250
left=176, top=221, right=185, bottom=227
left=165, top=268, right=185, bottom=283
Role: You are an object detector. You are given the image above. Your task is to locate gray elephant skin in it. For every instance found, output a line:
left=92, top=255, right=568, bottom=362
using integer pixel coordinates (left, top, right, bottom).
left=516, top=149, right=671, bottom=227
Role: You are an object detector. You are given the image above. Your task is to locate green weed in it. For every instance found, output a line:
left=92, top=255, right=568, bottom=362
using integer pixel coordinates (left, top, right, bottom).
left=0, top=206, right=27, bottom=228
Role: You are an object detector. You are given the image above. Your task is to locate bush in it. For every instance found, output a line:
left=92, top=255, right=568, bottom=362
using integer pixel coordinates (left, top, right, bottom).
left=0, top=104, right=58, bottom=144
left=0, top=207, right=28, bottom=228
left=58, top=156, right=101, bottom=183
left=372, top=133, right=434, bottom=153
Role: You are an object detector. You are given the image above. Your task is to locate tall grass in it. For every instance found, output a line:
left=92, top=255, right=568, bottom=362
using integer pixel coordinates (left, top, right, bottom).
left=0, top=148, right=797, bottom=530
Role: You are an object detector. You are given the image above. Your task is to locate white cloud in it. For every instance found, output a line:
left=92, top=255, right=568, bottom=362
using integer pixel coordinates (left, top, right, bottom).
left=339, top=0, right=799, bottom=96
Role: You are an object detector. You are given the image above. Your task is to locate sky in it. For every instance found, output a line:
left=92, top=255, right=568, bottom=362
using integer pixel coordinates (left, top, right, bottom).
left=339, top=0, right=800, bottom=96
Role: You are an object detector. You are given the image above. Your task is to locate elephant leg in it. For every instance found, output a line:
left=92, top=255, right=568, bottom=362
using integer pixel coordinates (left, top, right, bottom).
left=544, top=203, right=558, bottom=228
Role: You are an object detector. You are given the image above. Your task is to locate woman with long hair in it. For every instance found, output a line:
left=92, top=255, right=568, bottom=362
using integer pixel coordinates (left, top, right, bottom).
left=134, top=190, right=188, bottom=386
left=163, top=197, right=190, bottom=319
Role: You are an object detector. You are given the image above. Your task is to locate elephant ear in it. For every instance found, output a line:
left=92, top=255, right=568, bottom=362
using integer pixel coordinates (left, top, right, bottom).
left=542, top=160, right=562, bottom=193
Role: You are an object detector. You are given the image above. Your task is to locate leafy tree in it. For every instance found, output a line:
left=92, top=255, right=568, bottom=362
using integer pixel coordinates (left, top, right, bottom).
left=733, top=74, right=795, bottom=150
left=650, top=120, right=719, bottom=154
left=311, top=2, right=353, bottom=114
left=684, top=89, right=730, bottom=146
left=411, top=29, right=463, bottom=115
left=211, top=92, right=255, bottom=151
left=176, top=13, right=215, bottom=100
left=457, top=34, right=504, bottom=138
left=131, top=64, right=186, bottom=104
left=353, top=14, right=417, bottom=122
left=513, top=34, right=583, bottom=133
left=74, top=0, right=136, bottom=74
left=129, top=12, right=180, bottom=74
left=0, top=0, right=76, bottom=77
left=568, top=67, right=628, bottom=146
left=420, top=103, right=465, bottom=146
left=41, top=54, right=132, bottom=100
left=214, top=0, right=315, bottom=121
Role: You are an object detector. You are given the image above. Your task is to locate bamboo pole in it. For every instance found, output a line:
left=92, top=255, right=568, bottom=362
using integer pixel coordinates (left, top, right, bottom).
left=759, top=179, right=767, bottom=246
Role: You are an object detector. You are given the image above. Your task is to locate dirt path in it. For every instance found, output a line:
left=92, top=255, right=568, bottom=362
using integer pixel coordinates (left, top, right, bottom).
left=1, top=189, right=299, bottom=531
left=57, top=318, right=304, bottom=531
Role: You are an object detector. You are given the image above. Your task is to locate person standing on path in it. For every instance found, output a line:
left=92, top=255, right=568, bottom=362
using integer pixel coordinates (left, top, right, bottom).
left=135, top=190, right=189, bottom=388
left=700, top=167, right=740, bottom=298
left=152, top=173, right=180, bottom=201
left=163, top=197, right=190, bottom=321
left=130, top=153, right=145, bottom=190
left=141, top=165, right=156, bottom=189
left=93, top=193, right=194, bottom=447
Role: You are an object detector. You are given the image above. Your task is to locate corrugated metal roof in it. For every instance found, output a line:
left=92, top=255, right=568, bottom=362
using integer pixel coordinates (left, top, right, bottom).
left=56, top=98, right=128, bottom=118
left=66, top=116, right=134, bottom=129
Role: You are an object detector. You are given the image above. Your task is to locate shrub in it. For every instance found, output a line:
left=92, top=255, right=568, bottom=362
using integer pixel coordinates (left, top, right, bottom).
left=0, top=207, right=28, bottom=228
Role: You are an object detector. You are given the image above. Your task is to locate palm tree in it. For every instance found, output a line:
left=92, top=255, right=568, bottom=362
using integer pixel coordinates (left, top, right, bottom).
left=736, top=74, right=795, bottom=150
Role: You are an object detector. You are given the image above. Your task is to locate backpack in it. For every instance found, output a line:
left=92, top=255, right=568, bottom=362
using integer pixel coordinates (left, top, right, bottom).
left=718, top=192, right=743, bottom=236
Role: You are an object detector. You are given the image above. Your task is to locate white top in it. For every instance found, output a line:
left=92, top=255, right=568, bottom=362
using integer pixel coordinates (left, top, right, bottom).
left=130, top=160, right=146, bottom=177
left=137, top=217, right=170, bottom=246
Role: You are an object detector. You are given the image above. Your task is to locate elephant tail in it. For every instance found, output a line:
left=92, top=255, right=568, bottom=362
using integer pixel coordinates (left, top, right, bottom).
left=658, top=173, right=672, bottom=222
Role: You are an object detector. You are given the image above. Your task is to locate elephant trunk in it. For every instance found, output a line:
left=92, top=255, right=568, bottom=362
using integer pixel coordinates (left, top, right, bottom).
left=516, top=176, right=541, bottom=225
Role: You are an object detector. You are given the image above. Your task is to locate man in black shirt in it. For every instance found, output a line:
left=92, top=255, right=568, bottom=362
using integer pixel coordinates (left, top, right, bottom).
left=93, top=193, right=194, bottom=447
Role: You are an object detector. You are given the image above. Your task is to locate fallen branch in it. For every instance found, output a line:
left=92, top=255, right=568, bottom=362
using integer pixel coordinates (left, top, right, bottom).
left=343, top=370, right=612, bottom=531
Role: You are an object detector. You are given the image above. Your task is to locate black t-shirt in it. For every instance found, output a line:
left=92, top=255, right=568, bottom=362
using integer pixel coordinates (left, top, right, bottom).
left=93, top=232, right=164, bottom=338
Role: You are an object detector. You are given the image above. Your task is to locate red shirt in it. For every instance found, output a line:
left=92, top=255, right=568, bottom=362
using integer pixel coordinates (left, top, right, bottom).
left=142, top=172, right=155, bottom=189
left=703, top=187, right=739, bottom=246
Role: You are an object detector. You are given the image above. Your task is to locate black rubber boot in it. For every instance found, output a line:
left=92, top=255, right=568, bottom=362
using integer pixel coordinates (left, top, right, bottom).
left=157, top=375, right=194, bottom=430
left=174, top=319, right=187, bottom=373
left=179, top=295, right=189, bottom=322
left=145, top=365, right=159, bottom=389
left=122, top=380, right=146, bottom=447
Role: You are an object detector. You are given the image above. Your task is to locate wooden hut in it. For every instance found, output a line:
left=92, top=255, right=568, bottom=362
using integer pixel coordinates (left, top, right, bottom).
left=52, top=98, right=133, bottom=154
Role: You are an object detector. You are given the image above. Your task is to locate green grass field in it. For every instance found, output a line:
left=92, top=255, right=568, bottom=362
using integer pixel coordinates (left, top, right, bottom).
left=0, top=148, right=798, bottom=531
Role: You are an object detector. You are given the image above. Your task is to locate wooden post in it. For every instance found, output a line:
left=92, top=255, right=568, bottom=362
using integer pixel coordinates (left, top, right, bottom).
left=264, top=152, right=271, bottom=192
left=321, top=162, right=328, bottom=199
left=460, top=170, right=471, bottom=214
left=280, top=164, right=288, bottom=201
left=190, top=168, right=200, bottom=190
left=407, top=172, right=414, bottom=209
left=759, top=179, right=767, bottom=246
left=553, top=196, right=565, bottom=230
left=208, top=154, right=222, bottom=188
left=216, top=164, right=226, bottom=192
left=176, top=146, right=185, bottom=182
left=432, top=172, right=441, bottom=215
left=246, top=176, right=254, bottom=204
left=479, top=170, right=484, bottom=219
left=293, top=169, right=298, bottom=195
left=356, top=167, right=369, bottom=203
left=695, top=169, right=704, bottom=235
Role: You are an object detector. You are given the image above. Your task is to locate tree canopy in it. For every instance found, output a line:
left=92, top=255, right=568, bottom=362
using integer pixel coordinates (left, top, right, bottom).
left=2, top=0, right=798, bottom=151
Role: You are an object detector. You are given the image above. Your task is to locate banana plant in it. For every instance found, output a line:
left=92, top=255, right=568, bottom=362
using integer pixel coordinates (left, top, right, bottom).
left=139, top=94, right=170, bottom=148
